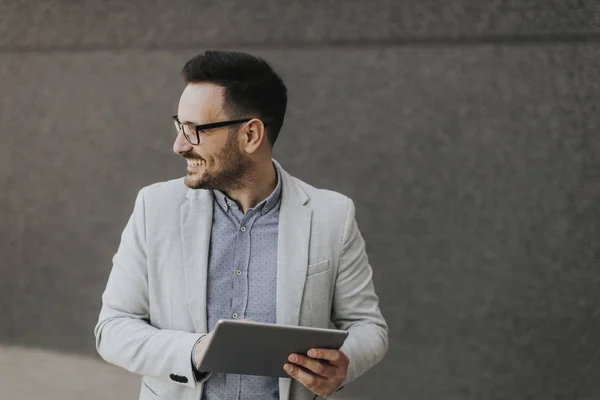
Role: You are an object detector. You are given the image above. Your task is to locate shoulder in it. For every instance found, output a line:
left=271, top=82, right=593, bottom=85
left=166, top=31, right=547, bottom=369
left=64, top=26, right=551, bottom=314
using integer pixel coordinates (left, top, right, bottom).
left=286, top=174, right=358, bottom=251
left=138, top=177, right=202, bottom=209
left=291, top=176, right=354, bottom=219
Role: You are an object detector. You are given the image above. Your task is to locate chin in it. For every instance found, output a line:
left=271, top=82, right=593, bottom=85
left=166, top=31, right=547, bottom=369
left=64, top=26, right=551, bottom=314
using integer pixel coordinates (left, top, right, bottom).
left=184, top=172, right=207, bottom=189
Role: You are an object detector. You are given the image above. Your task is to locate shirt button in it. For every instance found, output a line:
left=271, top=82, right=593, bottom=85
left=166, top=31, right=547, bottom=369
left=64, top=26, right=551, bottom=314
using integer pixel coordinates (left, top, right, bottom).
left=241, top=226, right=246, bottom=232
left=236, top=270, right=242, bottom=276
left=232, top=313, right=238, bottom=319
left=227, top=201, right=233, bottom=207
left=262, top=208, right=267, bottom=214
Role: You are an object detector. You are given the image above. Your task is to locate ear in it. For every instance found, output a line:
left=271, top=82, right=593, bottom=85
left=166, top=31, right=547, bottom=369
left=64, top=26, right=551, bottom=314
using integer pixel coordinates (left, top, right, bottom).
left=242, top=118, right=269, bottom=154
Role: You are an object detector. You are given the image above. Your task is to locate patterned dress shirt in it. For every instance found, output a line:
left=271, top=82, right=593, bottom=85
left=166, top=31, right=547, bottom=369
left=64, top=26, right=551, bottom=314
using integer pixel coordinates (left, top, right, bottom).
left=201, top=164, right=282, bottom=400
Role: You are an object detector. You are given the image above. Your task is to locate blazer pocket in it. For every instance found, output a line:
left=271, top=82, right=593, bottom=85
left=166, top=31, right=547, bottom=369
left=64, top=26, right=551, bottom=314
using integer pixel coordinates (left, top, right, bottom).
left=306, top=260, right=330, bottom=276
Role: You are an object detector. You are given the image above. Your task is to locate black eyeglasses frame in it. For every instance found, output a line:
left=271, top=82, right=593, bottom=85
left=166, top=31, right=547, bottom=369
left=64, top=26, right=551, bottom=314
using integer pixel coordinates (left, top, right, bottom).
left=172, top=115, right=262, bottom=145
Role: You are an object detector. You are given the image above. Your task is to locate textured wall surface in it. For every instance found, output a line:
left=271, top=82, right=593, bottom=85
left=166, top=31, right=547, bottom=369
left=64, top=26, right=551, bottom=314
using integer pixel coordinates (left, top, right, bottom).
left=2, top=1, right=600, bottom=399
left=1, top=0, right=599, bottom=49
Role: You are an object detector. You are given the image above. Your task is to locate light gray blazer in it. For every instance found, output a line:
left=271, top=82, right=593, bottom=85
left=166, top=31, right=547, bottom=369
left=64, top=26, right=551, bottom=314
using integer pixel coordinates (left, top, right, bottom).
left=95, top=160, right=388, bottom=400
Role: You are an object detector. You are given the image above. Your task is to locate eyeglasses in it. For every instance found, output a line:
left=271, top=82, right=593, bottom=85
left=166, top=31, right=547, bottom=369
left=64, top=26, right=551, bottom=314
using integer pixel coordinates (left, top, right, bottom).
left=172, top=115, right=254, bottom=145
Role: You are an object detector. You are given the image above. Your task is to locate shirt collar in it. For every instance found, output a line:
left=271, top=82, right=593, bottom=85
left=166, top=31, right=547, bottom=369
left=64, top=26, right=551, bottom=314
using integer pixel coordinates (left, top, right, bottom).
left=215, top=190, right=236, bottom=212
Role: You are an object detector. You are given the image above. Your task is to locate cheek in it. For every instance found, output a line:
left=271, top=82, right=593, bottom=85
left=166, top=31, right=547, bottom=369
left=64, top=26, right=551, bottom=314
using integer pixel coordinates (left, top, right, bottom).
left=205, top=152, right=217, bottom=165
left=207, top=145, right=229, bottom=164
left=205, top=135, right=235, bottom=165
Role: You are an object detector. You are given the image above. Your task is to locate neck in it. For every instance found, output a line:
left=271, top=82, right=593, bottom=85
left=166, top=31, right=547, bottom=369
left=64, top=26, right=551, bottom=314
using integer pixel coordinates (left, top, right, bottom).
left=222, top=159, right=277, bottom=214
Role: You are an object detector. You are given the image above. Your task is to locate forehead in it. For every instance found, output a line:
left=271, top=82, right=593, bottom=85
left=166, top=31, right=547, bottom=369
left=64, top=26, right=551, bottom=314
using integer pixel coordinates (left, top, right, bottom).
left=177, top=83, right=225, bottom=123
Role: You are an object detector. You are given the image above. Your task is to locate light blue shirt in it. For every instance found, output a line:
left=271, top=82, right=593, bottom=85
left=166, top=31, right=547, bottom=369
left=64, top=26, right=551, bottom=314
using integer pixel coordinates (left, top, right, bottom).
left=201, top=164, right=282, bottom=400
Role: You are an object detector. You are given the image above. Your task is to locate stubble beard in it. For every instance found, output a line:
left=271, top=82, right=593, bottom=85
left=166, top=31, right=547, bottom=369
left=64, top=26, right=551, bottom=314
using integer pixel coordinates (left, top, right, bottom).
left=183, top=133, right=253, bottom=192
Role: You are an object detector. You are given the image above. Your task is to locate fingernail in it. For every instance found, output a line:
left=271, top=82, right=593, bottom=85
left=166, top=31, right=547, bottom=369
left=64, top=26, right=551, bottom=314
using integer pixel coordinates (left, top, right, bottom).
left=308, top=349, right=316, bottom=357
left=284, top=364, right=293, bottom=373
left=289, top=355, right=297, bottom=362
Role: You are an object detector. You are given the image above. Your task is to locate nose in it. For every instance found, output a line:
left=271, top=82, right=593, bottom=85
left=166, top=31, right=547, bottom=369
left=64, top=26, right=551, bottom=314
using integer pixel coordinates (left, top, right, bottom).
left=173, top=131, right=193, bottom=155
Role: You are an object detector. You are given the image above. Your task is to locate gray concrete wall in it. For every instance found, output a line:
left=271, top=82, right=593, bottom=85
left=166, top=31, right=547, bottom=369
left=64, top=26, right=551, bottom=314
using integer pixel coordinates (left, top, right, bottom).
left=2, top=1, right=600, bottom=399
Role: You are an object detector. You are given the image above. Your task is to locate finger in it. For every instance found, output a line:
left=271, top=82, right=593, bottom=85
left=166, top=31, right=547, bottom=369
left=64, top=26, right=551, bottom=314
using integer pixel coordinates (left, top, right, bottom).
left=284, top=363, right=327, bottom=391
left=307, top=348, right=347, bottom=365
left=288, top=353, right=336, bottom=378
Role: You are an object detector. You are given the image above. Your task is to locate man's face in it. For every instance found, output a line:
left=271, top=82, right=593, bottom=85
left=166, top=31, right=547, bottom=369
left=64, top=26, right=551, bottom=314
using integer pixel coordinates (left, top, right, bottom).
left=173, top=83, right=252, bottom=191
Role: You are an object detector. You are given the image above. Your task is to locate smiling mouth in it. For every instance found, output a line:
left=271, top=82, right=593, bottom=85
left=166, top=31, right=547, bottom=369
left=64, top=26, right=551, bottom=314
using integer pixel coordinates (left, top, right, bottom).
left=186, top=158, right=205, bottom=167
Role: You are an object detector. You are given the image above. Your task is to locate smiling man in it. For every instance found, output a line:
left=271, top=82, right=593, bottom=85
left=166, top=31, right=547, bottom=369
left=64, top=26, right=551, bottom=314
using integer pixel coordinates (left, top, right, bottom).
left=94, top=50, right=388, bottom=400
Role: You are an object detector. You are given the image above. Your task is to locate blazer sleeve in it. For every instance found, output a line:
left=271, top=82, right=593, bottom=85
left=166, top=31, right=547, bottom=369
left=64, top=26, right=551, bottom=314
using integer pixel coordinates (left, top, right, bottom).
left=333, top=198, right=389, bottom=385
left=94, top=188, right=205, bottom=388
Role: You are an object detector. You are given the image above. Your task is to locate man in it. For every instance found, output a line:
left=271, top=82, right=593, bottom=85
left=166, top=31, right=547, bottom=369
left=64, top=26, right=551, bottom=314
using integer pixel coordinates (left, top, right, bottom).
left=95, top=50, right=388, bottom=400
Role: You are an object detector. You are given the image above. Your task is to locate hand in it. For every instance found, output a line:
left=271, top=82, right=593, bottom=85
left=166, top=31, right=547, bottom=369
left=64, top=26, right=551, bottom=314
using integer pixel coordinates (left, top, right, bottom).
left=284, top=348, right=349, bottom=397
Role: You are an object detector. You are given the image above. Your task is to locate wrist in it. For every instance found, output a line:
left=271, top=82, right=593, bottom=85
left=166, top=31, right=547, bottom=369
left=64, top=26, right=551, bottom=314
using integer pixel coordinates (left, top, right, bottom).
left=193, top=335, right=207, bottom=370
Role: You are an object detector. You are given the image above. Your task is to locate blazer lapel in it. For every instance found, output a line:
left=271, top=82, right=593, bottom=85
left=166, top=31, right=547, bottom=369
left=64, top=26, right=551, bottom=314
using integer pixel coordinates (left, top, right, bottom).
left=180, top=189, right=213, bottom=333
left=276, top=163, right=312, bottom=327
left=275, top=162, right=312, bottom=400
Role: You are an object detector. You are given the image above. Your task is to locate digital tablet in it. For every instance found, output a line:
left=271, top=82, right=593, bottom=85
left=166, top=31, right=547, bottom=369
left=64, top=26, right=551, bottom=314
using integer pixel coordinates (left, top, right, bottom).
left=197, top=319, right=349, bottom=377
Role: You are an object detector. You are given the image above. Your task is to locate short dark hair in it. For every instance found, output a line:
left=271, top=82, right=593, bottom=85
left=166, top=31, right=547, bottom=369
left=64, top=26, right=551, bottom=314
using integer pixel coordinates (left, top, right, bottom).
left=181, top=50, right=288, bottom=146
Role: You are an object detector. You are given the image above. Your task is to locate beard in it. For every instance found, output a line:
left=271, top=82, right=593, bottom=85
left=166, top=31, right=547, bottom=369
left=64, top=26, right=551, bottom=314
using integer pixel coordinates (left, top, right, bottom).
left=183, top=132, right=253, bottom=192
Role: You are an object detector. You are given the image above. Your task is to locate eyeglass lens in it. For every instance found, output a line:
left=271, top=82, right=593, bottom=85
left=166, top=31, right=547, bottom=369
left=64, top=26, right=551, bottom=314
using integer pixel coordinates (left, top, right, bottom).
left=174, top=120, right=199, bottom=145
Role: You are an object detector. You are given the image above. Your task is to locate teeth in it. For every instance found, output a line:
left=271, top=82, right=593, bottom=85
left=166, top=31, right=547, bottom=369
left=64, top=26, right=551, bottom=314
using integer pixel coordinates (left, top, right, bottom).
left=187, top=159, right=204, bottom=167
